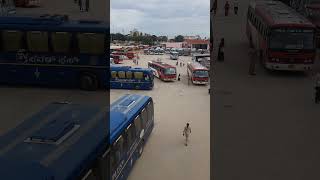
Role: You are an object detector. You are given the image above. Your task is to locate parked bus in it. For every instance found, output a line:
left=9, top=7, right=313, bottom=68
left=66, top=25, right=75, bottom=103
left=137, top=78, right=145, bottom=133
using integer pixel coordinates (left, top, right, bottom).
left=147, top=60, right=177, bottom=81
left=192, top=53, right=210, bottom=69
left=109, top=94, right=154, bottom=180
left=0, top=102, right=109, bottom=180
left=110, top=54, right=124, bottom=64
left=246, top=0, right=316, bottom=71
left=0, top=15, right=108, bottom=90
left=187, top=62, right=209, bottom=85
left=170, top=51, right=179, bottom=60
left=14, top=0, right=40, bottom=7
left=110, top=65, right=154, bottom=90
left=0, top=94, right=154, bottom=180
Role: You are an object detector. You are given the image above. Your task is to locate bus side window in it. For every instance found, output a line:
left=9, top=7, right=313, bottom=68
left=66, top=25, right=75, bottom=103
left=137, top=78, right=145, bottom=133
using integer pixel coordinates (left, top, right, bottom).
left=125, top=123, right=136, bottom=152
left=126, top=71, right=133, bottom=79
left=134, top=72, right=143, bottom=79
left=112, top=135, right=124, bottom=169
left=51, top=32, right=71, bottom=53
left=118, top=71, right=126, bottom=79
left=27, top=31, right=49, bottom=52
left=141, top=108, right=147, bottom=128
left=1, top=30, right=23, bottom=52
left=77, top=33, right=105, bottom=55
left=134, top=115, right=142, bottom=137
left=147, top=101, right=154, bottom=122
left=111, top=71, right=117, bottom=79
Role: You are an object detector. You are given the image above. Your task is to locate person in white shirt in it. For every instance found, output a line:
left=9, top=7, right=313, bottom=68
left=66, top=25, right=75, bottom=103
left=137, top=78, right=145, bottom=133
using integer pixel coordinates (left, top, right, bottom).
left=183, top=123, right=192, bottom=146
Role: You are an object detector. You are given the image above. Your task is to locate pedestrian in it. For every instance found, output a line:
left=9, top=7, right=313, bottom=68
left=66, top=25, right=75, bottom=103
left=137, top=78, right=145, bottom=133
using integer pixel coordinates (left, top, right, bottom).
left=315, top=73, right=320, bottom=104
left=218, top=38, right=225, bottom=61
left=248, top=48, right=257, bottom=75
left=183, top=123, right=191, bottom=146
left=85, top=0, right=89, bottom=12
left=224, top=1, right=230, bottom=16
left=178, top=74, right=181, bottom=81
left=180, top=62, right=182, bottom=67
left=79, top=0, right=83, bottom=11
left=176, top=61, right=178, bottom=66
left=234, top=0, right=239, bottom=15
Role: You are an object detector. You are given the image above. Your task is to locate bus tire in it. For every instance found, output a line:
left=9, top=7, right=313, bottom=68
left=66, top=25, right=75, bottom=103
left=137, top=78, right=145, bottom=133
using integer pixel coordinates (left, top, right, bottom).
left=80, top=73, right=98, bottom=91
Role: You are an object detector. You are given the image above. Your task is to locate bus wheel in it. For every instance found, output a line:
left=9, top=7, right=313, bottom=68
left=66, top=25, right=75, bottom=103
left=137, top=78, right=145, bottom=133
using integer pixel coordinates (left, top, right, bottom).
left=80, top=73, right=98, bottom=91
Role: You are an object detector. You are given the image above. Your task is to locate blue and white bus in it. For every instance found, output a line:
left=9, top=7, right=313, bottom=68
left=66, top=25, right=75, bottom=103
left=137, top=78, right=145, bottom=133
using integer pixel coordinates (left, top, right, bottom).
left=0, top=15, right=108, bottom=90
left=0, top=94, right=154, bottom=180
left=109, top=94, right=154, bottom=180
left=110, top=65, right=154, bottom=90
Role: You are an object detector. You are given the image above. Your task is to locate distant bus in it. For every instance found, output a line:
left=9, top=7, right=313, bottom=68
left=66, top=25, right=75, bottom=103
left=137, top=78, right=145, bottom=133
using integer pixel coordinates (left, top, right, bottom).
left=14, top=0, right=40, bottom=7
left=147, top=60, right=176, bottom=81
left=170, top=51, right=179, bottom=60
left=110, top=54, right=124, bottom=64
left=110, top=65, right=154, bottom=90
left=0, top=102, right=109, bottom=180
left=187, top=62, right=209, bottom=85
left=109, top=94, right=154, bottom=180
left=0, top=15, right=108, bottom=90
left=246, top=1, right=316, bottom=71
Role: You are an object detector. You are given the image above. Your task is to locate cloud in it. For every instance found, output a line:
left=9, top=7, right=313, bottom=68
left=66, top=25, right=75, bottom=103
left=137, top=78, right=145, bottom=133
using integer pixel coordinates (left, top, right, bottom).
left=111, top=0, right=210, bottom=38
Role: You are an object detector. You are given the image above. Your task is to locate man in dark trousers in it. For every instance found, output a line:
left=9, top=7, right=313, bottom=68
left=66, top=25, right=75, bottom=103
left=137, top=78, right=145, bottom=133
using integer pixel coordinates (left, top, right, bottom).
left=249, top=48, right=257, bottom=75
left=85, top=0, right=89, bottom=12
left=315, top=73, right=320, bottom=104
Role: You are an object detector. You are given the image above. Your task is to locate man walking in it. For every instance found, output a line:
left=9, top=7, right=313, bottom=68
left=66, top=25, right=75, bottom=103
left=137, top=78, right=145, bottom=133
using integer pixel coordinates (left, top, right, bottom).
left=183, top=123, right=192, bottom=146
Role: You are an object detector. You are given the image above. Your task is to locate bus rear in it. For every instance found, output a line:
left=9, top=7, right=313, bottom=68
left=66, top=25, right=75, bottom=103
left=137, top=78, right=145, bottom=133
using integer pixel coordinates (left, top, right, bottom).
left=187, top=62, right=209, bottom=85
left=148, top=61, right=176, bottom=81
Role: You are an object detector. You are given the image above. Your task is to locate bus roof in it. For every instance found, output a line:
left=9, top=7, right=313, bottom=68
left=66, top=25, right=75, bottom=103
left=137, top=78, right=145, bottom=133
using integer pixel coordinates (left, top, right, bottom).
left=110, top=94, right=152, bottom=144
left=110, top=65, right=153, bottom=73
left=188, top=62, right=208, bottom=71
left=0, top=103, right=107, bottom=180
left=251, top=0, right=315, bottom=28
left=0, top=15, right=108, bottom=32
left=149, top=61, right=175, bottom=69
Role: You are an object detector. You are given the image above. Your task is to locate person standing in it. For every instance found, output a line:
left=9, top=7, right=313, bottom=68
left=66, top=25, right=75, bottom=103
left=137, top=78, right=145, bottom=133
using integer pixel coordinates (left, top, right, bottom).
left=224, top=1, right=230, bottom=16
left=183, top=123, right=191, bottom=146
left=218, top=38, right=225, bottom=61
left=85, top=0, right=89, bottom=12
left=178, top=74, right=181, bottom=81
left=234, top=0, right=239, bottom=15
left=315, top=73, right=320, bottom=104
left=248, top=48, right=257, bottom=75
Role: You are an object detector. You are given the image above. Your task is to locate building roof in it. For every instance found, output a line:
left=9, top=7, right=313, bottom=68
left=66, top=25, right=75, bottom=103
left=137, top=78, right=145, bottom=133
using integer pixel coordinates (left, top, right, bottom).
left=185, top=39, right=209, bottom=45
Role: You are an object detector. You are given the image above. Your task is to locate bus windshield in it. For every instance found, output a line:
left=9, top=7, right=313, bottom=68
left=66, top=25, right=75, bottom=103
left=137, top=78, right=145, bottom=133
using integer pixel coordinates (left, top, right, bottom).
left=194, top=70, right=208, bottom=77
left=269, top=29, right=315, bottom=50
left=164, top=68, right=176, bottom=75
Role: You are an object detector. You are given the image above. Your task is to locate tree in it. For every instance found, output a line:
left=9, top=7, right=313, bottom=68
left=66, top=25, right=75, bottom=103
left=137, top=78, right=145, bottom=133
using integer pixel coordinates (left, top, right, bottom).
left=174, top=35, right=184, bottom=42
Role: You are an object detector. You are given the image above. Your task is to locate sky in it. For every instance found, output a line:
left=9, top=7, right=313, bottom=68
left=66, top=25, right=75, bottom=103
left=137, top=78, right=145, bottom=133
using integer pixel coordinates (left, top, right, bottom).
left=111, top=0, right=210, bottom=39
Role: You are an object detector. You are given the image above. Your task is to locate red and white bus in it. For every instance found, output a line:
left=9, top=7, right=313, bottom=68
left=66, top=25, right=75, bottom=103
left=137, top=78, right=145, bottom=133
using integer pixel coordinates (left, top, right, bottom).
left=110, top=54, right=124, bottom=64
left=148, top=61, right=177, bottom=81
left=187, top=62, right=209, bottom=85
left=246, top=0, right=316, bottom=71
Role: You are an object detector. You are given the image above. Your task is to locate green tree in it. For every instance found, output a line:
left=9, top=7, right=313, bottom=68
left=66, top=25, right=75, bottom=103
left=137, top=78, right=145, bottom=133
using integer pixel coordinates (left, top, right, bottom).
left=174, top=35, right=184, bottom=42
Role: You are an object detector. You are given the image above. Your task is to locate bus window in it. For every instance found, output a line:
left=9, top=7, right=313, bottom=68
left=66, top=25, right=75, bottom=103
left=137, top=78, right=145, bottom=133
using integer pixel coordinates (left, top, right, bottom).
left=147, top=102, right=154, bottom=122
left=1, top=30, right=23, bottom=52
left=118, top=71, right=125, bottom=79
left=134, top=115, right=142, bottom=137
left=78, top=33, right=105, bottom=55
left=27, top=31, right=49, bottom=52
left=111, top=71, right=117, bottom=79
left=134, top=72, right=143, bottom=79
left=141, top=108, right=147, bottom=128
left=126, top=71, right=133, bottom=79
left=51, top=32, right=71, bottom=53
left=112, top=135, right=124, bottom=167
left=125, top=123, right=136, bottom=151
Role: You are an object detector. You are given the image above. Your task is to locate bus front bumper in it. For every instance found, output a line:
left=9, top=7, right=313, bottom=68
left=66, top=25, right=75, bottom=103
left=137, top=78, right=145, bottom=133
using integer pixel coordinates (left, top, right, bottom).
left=193, top=81, right=208, bottom=85
left=265, top=63, right=312, bottom=71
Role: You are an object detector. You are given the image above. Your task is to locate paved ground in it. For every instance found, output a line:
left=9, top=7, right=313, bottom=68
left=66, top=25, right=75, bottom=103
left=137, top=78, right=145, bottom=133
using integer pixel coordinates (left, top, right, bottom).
left=213, top=0, right=320, bottom=180
left=111, top=54, right=210, bottom=180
